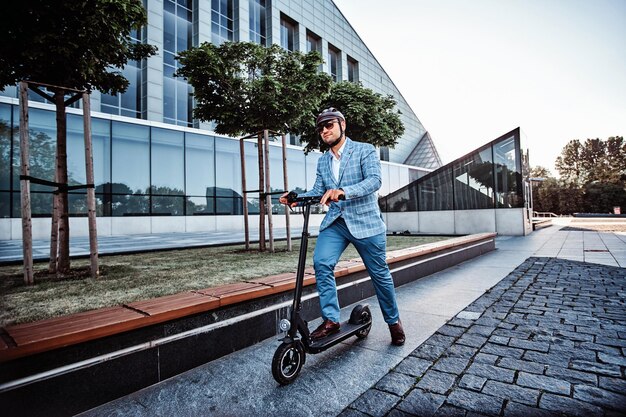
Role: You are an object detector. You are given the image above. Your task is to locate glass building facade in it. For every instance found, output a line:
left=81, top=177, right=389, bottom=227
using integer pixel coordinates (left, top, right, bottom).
left=0, top=0, right=443, bottom=235
left=380, top=128, right=524, bottom=213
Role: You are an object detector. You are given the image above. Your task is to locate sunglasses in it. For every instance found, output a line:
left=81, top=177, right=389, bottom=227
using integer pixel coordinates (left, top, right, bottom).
left=316, top=121, right=336, bottom=133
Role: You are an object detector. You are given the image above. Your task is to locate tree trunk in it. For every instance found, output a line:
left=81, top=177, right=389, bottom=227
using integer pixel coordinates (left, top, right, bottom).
left=239, top=138, right=250, bottom=250
left=282, top=134, right=291, bottom=252
left=257, top=132, right=265, bottom=252
left=54, top=90, right=71, bottom=275
left=18, top=82, right=34, bottom=285
left=82, top=93, right=99, bottom=278
left=263, top=130, right=274, bottom=253
left=48, top=171, right=60, bottom=273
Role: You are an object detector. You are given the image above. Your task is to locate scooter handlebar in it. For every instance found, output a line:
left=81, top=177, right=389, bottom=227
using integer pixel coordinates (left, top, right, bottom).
left=286, top=191, right=344, bottom=205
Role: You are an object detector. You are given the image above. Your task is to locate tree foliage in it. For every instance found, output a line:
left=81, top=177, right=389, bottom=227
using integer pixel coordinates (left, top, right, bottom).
left=176, top=42, right=332, bottom=137
left=533, top=137, right=626, bottom=215
left=299, top=81, right=405, bottom=153
left=0, top=0, right=156, bottom=93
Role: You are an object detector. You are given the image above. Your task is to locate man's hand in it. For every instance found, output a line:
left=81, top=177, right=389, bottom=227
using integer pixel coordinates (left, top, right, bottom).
left=279, top=191, right=298, bottom=208
left=320, top=189, right=345, bottom=206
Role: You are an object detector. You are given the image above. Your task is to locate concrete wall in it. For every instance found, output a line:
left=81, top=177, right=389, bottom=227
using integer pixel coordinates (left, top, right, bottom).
left=384, top=208, right=529, bottom=236
left=0, top=214, right=326, bottom=240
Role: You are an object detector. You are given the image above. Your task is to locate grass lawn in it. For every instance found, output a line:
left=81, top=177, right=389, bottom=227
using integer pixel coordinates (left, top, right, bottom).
left=0, top=235, right=449, bottom=327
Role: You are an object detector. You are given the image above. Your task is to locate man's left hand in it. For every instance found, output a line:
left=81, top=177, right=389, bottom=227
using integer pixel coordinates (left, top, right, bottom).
left=320, top=189, right=345, bottom=205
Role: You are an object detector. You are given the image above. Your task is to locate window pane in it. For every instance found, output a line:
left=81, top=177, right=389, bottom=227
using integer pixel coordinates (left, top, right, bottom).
left=151, top=127, right=184, bottom=194
left=305, top=152, right=321, bottom=192
left=494, top=135, right=523, bottom=208
left=0, top=191, right=9, bottom=217
left=112, top=122, right=149, bottom=194
left=187, top=195, right=214, bottom=215
left=286, top=148, right=306, bottom=194
left=215, top=137, right=242, bottom=197
left=0, top=104, right=11, bottom=191
left=112, top=194, right=149, bottom=216
left=152, top=195, right=184, bottom=215
left=453, top=147, right=494, bottom=210
left=66, top=115, right=111, bottom=193
left=419, top=167, right=454, bottom=211
left=186, top=133, right=215, bottom=197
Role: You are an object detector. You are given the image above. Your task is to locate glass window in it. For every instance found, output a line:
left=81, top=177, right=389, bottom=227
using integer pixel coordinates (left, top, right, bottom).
left=453, top=147, right=494, bottom=210
left=212, top=0, right=234, bottom=44
left=280, top=16, right=296, bottom=51
left=100, top=29, right=143, bottom=118
left=111, top=122, right=149, bottom=194
left=12, top=107, right=56, bottom=192
left=249, top=0, right=266, bottom=45
left=151, top=128, right=184, bottom=195
left=383, top=184, right=417, bottom=212
left=163, top=0, right=193, bottom=126
left=418, top=167, right=454, bottom=211
left=185, top=133, right=215, bottom=197
left=328, top=45, right=340, bottom=82
left=0, top=104, right=11, bottom=191
left=347, top=56, right=359, bottom=82
left=0, top=191, right=9, bottom=218
left=215, top=137, right=242, bottom=197
left=112, top=194, right=149, bottom=216
left=494, top=135, right=523, bottom=208
left=286, top=147, right=306, bottom=194
left=66, top=115, right=111, bottom=190
left=306, top=31, right=321, bottom=53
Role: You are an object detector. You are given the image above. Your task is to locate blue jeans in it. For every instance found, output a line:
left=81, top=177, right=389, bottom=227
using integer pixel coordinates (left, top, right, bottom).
left=313, top=217, right=400, bottom=325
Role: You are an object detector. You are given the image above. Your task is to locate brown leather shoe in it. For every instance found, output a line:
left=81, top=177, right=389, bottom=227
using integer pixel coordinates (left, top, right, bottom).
left=389, top=320, right=405, bottom=346
left=310, top=319, right=340, bottom=340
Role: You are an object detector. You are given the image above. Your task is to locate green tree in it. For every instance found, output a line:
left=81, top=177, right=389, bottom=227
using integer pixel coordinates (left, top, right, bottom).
left=176, top=42, right=331, bottom=136
left=555, top=139, right=584, bottom=186
left=299, top=81, right=405, bottom=153
left=0, top=0, right=156, bottom=275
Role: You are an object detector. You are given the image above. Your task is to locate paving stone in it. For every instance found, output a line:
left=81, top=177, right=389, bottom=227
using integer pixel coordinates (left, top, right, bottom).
left=516, top=371, right=571, bottom=395
left=386, top=408, right=416, bottom=417
left=338, top=408, right=371, bottom=417
left=487, top=335, right=509, bottom=346
left=544, top=365, right=598, bottom=385
left=596, top=336, right=626, bottom=348
left=446, top=388, right=504, bottom=416
left=497, top=357, right=545, bottom=374
left=475, top=316, right=504, bottom=327
left=459, top=374, right=487, bottom=391
left=349, top=389, right=400, bottom=417
left=579, top=342, right=622, bottom=355
left=433, top=357, right=471, bottom=374
left=412, top=343, right=448, bottom=361
left=480, top=343, right=524, bottom=359
left=437, top=325, right=467, bottom=338
left=539, top=393, right=604, bottom=417
left=427, top=333, right=458, bottom=349
left=574, top=385, right=626, bottom=411
left=375, top=372, right=416, bottom=397
left=522, top=350, right=570, bottom=367
left=467, top=325, right=496, bottom=337
left=457, top=311, right=482, bottom=321
left=598, top=352, right=626, bottom=367
left=508, top=338, right=550, bottom=353
left=396, top=388, right=446, bottom=417
left=416, top=370, right=457, bottom=395
left=444, top=344, right=477, bottom=359
left=448, top=318, right=475, bottom=328
left=599, top=376, right=626, bottom=394
left=395, top=357, right=433, bottom=377
left=481, top=380, right=539, bottom=406
left=570, top=360, right=622, bottom=377
left=457, top=334, right=488, bottom=348
left=466, top=363, right=514, bottom=383
left=432, top=405, right=466, bottom=417
left=473, top=353, right=498, bottom=365
left=503, top=401, right=555, bottom=417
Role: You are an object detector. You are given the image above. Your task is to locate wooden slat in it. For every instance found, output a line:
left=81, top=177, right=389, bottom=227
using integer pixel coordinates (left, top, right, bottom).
left=195, top=282, right=275, bottom=306
left=127, top=292, right=220, bottom=319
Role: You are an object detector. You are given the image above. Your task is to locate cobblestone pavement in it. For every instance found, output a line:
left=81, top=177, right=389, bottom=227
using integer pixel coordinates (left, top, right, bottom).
left=340, top=257, right=626, bottom=417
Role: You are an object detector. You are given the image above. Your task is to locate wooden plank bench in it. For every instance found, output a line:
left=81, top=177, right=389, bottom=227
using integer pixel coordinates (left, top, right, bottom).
left=0, top=233, right=496, bottom=363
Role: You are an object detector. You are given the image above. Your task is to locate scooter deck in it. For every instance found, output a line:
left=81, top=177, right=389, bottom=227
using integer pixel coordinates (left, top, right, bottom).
left=308, top=320, right=371, bottom=352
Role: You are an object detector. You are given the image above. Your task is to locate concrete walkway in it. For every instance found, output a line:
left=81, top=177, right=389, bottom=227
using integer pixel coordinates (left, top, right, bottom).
left=78, top=219, right=625, bottom=417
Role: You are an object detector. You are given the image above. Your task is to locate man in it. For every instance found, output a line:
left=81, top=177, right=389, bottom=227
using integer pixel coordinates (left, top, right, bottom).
left=279, top=108, right=405, bottom=346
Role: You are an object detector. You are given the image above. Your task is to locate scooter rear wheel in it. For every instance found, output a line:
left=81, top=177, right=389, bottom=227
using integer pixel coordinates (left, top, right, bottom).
left=272, top=341, right=305, bottom=385
left=349, top=305, right=372, bottom=339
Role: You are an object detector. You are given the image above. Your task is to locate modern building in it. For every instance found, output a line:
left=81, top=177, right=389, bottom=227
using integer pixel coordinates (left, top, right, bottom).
left=0, top=0, right=442, bottom=240
left=380, top=128, right=534, bottom=236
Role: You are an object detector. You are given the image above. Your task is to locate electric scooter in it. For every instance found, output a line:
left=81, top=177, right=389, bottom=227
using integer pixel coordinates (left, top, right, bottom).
left=271, top=192, right=372, bottom=385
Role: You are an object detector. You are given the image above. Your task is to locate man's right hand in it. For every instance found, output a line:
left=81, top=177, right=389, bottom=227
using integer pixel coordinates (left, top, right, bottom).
left=279, top=192, right=298, bottom=208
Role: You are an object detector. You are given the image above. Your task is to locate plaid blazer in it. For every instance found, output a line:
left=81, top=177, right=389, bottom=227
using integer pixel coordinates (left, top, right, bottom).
left=301, top=137, right=386, bottom=239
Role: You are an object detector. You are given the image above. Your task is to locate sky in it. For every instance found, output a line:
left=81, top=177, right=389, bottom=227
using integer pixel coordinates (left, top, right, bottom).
left=334, top=0, right=626, bottom=175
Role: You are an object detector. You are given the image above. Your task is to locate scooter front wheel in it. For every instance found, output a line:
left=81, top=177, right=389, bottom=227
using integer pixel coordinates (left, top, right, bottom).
left=272, top=341, right=305, bottom=385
